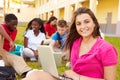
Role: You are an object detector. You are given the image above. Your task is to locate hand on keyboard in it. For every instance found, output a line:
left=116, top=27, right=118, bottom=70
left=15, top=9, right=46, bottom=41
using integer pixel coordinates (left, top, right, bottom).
left=59, top=74, right=73, bottom=80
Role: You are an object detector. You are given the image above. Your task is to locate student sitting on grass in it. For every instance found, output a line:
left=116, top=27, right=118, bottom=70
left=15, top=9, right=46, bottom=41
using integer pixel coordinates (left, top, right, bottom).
left=44, top=16, right=57, bottom=39
left=22, top=18, right=46, bottom=61
left=0, top=22, right=32, bottom=78
left=1, top=14, right=17, bottom=53
left=0, top=13, right=23, bottom=56
left=49, top=19, right=69, bottom=52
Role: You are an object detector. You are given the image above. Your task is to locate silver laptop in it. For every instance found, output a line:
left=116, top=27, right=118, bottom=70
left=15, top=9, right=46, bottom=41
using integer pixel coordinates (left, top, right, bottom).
left=37, top=45, right=72, bottom=80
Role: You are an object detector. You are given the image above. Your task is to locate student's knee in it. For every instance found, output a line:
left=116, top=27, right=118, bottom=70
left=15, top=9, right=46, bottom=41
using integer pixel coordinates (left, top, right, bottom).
left=23, top=70, right=57, bottom=80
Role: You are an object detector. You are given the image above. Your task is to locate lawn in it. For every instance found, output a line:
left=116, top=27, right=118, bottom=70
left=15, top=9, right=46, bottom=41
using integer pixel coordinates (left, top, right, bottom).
left=15, top=24, right=120, bottom=80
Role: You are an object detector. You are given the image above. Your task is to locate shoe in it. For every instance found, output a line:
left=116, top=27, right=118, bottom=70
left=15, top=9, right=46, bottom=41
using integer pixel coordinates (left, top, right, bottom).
left=66, top=62, right=71, bottom=68
left=21, top=69, right=32, bottom=78
left=30, top=57, right=37, bottom=61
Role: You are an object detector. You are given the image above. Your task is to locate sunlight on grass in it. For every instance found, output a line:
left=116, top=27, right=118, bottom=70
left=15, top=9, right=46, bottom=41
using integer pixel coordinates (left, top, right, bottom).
left=15, top=24, right=27, bottom=45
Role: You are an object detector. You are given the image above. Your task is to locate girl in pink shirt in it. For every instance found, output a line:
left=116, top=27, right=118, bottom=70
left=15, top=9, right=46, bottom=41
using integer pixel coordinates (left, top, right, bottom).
left=64, top=7, right=118, bottom=80
left=70, top=37, right=117, bottom=79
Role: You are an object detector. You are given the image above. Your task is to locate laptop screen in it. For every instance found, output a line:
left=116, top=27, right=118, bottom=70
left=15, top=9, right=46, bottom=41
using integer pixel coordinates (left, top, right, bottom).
left=37, top=45, right=59, bottom=78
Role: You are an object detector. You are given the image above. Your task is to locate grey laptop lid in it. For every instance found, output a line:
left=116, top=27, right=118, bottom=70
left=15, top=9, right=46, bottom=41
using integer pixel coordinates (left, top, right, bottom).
left=37, top=45, right=59, bottom=78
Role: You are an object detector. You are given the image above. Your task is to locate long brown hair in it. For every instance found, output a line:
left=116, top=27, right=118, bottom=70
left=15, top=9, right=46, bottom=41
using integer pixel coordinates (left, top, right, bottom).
left=64, top=7, right=101, bottom=59
left=25, top=18, right=45, bottom=33
left=46, top=16, right=57, bottom=24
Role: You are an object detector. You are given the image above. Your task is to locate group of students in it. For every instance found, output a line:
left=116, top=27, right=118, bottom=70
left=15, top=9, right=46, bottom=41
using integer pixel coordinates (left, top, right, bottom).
left=21, top=16, right=68, bottom=61
left=0, top=7, right=118, bottom=80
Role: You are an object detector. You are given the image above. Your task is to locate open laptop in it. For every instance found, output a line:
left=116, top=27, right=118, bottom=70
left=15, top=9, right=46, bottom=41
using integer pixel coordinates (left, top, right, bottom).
left=37, top=45, right=72, bottom=80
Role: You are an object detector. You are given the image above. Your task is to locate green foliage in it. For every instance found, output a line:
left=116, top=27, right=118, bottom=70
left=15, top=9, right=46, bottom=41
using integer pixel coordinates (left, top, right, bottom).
left=15, top=25, right=120, bottom=80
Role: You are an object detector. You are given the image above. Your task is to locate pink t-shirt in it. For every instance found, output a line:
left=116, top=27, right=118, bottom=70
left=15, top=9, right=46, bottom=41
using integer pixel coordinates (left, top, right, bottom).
left=70, top=37, right=118, bottom=78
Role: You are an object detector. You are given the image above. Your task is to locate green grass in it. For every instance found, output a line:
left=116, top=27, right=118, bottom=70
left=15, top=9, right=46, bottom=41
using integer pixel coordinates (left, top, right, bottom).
left=15, top=24, right=120, bottom=80
left=105, top=37, right=120, bottom=79
left=15, top=24, right=27, bottom=45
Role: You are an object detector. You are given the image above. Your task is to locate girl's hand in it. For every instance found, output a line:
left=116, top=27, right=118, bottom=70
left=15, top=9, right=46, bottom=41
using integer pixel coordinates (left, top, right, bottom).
left=9, top=41, right=15, bottom=52
left=10, top=41, right=14, bottom=48
left=34, top=50, right=38, bottom=60
left=64, top=70, right=79, bottom=80
left=29, top=48, right=38, bottom=60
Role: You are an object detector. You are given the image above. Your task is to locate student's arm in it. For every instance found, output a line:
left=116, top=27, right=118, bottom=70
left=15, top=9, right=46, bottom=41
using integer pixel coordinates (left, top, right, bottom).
left=0, top=26, right=14, bottom=49
left=104, top=65, right=117, bottom=80
left=64, top=65, right=117, bottom=80
left=44, top=24, right=51, bottom=39
left=46, top=32, right=51, bottom=39
left=24, top=37, right=28, bottom=48
left=49, top=40, right=56, bottom=51
left=62, top=49, right=70, bottom=61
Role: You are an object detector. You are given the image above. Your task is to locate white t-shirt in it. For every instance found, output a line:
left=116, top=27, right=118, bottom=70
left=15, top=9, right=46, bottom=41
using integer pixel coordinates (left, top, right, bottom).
left=24, top=30, right=46, bottom=50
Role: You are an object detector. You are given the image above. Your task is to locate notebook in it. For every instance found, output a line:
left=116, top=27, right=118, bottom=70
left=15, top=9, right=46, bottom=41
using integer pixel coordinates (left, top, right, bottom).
left=37, top=45, right=72, bottom=80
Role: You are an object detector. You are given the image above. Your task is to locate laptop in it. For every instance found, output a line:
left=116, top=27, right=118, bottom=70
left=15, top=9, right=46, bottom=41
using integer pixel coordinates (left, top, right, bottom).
left=37, top=45, right=72, bottom=80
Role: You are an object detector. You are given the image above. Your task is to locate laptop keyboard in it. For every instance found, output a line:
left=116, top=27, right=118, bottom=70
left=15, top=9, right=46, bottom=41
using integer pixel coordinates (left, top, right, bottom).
left=59, top=74, right=73, bottom=80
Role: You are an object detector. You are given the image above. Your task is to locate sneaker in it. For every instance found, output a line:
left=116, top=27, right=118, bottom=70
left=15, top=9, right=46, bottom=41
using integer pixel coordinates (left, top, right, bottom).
left=30, top=57, right=37, bottom=61
left=66, top=61, right=71, bottom=68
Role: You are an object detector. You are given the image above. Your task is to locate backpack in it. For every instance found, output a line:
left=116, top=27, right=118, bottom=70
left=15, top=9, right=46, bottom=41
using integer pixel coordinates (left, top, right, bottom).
left=0, top=67, right=16, bottom=80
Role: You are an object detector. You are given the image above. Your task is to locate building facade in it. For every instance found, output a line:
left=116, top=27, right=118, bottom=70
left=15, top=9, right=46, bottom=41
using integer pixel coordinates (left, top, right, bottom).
left=0, top=0, right=119, bottom=36
left=36, top=0, right=120, bottom=37
left=0, top=0, right=38, bottom=24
